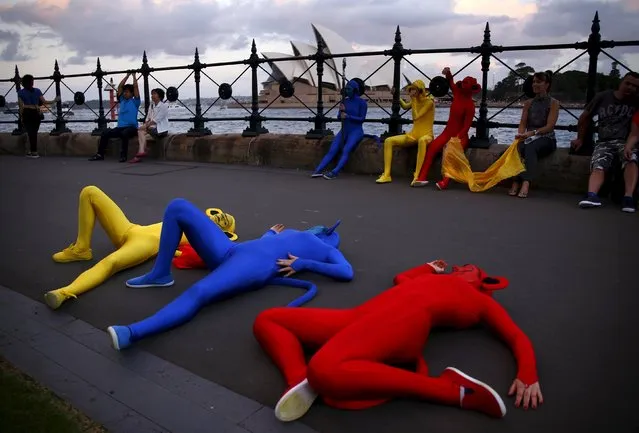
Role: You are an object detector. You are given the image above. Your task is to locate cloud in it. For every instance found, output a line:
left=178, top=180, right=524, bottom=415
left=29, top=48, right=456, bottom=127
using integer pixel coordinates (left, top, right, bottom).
left=0, top=0, right=242, bottom=59
left=235, top=0, right=638, bottom=79
left=523, top=0, right=639, bottom=41
left=0, top=29, right=28, bottom=61
left=0, top=0, right=637, bottom=93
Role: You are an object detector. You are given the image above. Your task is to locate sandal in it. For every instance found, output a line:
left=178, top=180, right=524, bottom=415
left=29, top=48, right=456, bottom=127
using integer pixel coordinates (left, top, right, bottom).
left=517, top=182, right=530, bottom=198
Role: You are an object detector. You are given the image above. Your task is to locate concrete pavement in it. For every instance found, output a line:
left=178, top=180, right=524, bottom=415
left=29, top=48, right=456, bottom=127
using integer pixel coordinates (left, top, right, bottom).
left=0, top=155, right=637, bottom=433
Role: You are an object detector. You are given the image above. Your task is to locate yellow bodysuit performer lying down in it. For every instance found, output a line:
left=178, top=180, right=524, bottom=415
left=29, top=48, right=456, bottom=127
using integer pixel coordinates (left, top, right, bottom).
left=44, top=186, right=238, bottom=310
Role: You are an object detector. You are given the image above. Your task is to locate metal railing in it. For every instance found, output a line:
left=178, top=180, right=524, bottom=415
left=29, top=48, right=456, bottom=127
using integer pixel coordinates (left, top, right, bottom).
left=1, top=11, right=637, bottom=153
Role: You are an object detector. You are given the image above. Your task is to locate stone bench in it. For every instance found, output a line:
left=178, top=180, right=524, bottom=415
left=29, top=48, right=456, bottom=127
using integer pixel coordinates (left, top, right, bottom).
left=0, top=132, right=591, bottom=194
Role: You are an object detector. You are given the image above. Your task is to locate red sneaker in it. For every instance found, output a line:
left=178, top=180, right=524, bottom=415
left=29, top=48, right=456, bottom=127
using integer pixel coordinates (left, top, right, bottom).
left=440, top=367, right=506, bottom=418
left=436, top=180, right=449, bottom=190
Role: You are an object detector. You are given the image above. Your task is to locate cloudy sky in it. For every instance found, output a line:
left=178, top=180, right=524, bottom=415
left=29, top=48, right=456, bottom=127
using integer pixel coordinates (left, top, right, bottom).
left=0, top=0, right=637, bottom=101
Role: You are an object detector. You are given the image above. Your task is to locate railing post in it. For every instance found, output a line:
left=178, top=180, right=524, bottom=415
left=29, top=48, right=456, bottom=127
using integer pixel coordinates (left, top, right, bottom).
left=306, top=38, right=332, bottom=139
left=187, top=47, right=211, bottom=136
left=576, top=11, right=601, bottom=156
left=141, top=51, right=151, bottom=117
left=243, top=40, right=269, bottom=137
left=383, top=26, right=404, bottom=139
left=92, top=58, right=108, bottom=135
left=11, top=65, right=23, bottom=136
left=469, top=22, right=497, bottom=149
left=50, top=59, right=71, bottom=135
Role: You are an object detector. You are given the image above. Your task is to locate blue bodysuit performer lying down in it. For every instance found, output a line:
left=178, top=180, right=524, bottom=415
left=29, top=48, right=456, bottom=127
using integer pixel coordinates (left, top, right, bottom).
left=107, top=198, right=353, bottom=350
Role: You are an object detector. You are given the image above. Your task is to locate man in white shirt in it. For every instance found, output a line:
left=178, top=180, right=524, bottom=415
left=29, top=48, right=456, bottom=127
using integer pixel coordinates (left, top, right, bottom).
left=130, top=88, right=169, bottom=163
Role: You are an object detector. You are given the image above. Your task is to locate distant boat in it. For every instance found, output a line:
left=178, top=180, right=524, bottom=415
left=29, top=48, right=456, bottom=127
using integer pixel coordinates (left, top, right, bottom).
left=167, top=103, right=186, bottom=110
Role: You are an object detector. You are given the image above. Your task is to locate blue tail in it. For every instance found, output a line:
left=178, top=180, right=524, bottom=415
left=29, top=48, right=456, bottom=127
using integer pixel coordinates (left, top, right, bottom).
left=270, top=277, right=318, bottom=307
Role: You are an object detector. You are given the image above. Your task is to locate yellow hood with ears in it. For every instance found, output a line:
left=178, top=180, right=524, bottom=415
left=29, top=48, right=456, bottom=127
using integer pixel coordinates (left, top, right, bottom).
left=403, top=80, right=435, bottom=140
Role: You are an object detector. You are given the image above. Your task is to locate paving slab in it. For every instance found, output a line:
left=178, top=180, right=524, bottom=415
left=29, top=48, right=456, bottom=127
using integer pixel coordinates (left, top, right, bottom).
left=0, top=285, right=312, bottom=433
left=0, top=155, right=638, bottom=433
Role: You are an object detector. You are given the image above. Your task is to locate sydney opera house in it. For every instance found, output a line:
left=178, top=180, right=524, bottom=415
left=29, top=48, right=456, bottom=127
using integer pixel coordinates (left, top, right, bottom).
left=229, top=24, right=402, bottom=109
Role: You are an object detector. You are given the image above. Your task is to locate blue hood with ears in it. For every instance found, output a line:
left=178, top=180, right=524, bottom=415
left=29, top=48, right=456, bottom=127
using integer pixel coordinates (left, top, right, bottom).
left=345, top=79, right=362, bottom=97
left=306, top=220, right=341, bottom=248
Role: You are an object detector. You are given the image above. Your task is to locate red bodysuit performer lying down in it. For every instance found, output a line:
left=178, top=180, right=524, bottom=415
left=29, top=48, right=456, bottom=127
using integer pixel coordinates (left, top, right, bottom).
left=254, top=260, right=543, bottom=422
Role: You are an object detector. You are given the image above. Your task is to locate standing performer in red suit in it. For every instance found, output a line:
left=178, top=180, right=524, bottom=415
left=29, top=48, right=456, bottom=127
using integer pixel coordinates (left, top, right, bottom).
left=254, top=259, right=542, bottom=422
left=412, top=67, right=480, bottom=190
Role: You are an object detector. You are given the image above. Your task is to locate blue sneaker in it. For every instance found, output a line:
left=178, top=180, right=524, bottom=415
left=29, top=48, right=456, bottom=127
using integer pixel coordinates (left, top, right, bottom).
left=323, top=171, right=337, bottom=180
left=310, top=172, right=323, bottom=178
left=125, top=273, right=174, bottom=288
left=621, top=196, right=636, bottom=213
left=107, top=325, right=132, bottom=351
left=579, top=192, right=601, bottom=208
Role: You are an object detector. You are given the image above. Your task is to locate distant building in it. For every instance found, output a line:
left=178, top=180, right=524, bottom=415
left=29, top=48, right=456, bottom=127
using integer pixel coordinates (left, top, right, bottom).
left=229, top=24, right=401, bottom=109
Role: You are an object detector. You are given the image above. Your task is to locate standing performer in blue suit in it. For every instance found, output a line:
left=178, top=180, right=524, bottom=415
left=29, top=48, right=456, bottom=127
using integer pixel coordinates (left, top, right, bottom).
left=107, top=198, right=353, bottom=350
left=311, top=79, right=368, bottom=180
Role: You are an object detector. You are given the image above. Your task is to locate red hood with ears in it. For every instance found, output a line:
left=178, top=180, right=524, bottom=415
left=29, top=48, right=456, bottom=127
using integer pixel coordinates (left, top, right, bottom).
left=456, top=76, right=482, bottom=95
left=450, top=264, right=509, bottom=296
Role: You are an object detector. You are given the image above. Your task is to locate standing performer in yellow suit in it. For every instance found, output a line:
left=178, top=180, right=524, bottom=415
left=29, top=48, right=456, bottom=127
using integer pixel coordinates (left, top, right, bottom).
left=376, top=79, right=435, bottom=186
left=44, top=186, right=238, bottom=310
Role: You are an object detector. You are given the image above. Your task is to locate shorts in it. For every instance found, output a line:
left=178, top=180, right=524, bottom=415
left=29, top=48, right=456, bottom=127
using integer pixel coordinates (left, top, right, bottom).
left=590, top=140, right=639, bottom=172
left=146, top=127, right=168, bottom=139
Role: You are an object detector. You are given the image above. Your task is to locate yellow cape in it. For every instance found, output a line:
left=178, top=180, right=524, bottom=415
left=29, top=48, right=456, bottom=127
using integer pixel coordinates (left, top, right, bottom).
left=441, top=138, right=525, bottom=192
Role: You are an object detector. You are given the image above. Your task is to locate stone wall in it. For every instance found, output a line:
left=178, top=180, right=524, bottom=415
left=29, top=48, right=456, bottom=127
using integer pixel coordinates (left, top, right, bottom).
left=0, top=132, right=591, bottom=193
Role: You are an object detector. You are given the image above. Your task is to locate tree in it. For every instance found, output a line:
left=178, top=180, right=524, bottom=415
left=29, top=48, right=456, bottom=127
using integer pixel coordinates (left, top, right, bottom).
left=490, top=62, right=535, bottom=100
left=487, top=60, right=623, bottom=103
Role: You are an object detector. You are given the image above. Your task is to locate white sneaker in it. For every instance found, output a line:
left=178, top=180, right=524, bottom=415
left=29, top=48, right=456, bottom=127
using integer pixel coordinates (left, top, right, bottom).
left=274, top=379, right=318, bottom=422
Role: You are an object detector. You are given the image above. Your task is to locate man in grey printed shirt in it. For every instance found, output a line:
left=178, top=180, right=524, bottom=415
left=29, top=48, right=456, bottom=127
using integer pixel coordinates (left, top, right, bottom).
left=572, top=71, right=639, bottom=213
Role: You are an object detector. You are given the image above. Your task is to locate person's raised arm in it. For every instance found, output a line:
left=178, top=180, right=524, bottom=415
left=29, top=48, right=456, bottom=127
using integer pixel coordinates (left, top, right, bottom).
left=279, top=248, right=353, bottom=281
left=443, top=67, right=456, bottom=96
left=412, top=95, right=433, bottom=121
left=391, top=87, right=411, bottom=110
left=132, top=73, right=140, bottom=100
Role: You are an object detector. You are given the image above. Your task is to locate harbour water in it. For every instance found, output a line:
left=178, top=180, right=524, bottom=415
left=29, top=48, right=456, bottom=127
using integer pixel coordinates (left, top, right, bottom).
left=0, top=105, right=582, bottom=147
